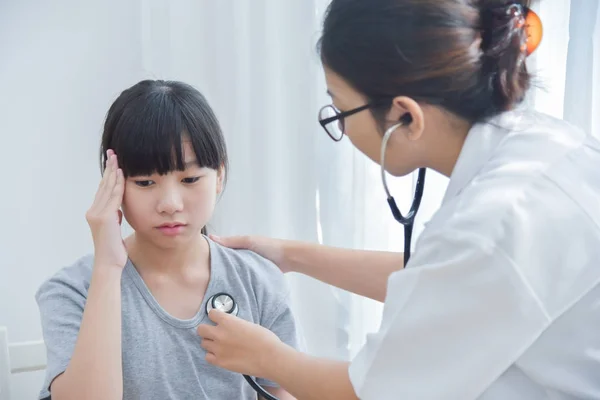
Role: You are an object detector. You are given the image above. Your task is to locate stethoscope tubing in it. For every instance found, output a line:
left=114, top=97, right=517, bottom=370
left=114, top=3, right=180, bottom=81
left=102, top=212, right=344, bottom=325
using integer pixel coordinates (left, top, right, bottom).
left=380, top=122, right=427, bottom=266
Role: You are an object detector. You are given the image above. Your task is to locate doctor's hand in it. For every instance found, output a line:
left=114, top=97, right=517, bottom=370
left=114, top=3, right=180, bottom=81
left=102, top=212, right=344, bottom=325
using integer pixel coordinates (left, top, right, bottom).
left=197, top=309, right=287, bottom=379
left=209, top=235, right=291, bottom=273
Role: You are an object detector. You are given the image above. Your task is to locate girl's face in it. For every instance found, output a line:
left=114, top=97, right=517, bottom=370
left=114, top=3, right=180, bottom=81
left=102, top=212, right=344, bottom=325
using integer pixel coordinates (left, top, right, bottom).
left=121, top=139, right=223, bottom=249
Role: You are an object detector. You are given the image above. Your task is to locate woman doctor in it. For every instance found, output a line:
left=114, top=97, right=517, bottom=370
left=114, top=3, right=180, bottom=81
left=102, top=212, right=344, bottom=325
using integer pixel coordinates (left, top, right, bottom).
left=197, top=0, right=600, bottom=398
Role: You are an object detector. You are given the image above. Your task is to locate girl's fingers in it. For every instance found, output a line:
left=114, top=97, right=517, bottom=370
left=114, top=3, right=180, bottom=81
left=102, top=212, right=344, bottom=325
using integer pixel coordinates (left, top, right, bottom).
left=97, top=155, right=117, bottom=208
left=108, top=168, right=125, bottom=210
left=94, top=152, right=119, bottom=210
left=92, top=153, right=112, bottom=204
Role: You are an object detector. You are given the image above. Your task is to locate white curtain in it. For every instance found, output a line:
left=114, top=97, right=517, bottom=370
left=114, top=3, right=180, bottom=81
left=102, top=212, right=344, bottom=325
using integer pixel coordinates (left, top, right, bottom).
left=529, top=0, right=600, bottom=138
left=151, top=0, right=599, bottom=361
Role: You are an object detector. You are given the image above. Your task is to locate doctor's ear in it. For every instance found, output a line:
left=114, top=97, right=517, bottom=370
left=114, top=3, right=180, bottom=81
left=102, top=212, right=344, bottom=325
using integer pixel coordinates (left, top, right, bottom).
left=388, top=96, right=425, bottom=141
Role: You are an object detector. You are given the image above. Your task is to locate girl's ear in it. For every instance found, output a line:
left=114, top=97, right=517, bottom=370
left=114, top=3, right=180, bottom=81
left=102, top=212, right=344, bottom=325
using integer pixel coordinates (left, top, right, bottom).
left=216, top=165, right=225, bottom=194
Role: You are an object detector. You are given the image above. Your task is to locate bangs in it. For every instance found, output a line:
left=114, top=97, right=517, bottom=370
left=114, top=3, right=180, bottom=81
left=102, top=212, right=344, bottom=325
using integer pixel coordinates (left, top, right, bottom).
left=101, top=82, right=227, bottom=178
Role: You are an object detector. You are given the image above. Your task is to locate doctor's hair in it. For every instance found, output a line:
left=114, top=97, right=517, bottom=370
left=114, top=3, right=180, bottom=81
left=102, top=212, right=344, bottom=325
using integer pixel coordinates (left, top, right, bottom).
left=318, top=0, right=534, bottom=124
left=99, top=79, right=229, bottom=235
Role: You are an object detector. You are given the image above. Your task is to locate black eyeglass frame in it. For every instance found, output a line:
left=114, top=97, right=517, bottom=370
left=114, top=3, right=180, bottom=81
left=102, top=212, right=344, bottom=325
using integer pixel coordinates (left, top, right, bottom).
left=318, top=98, right=398, bottom=141
left=318, top=103, right=374, bottom=141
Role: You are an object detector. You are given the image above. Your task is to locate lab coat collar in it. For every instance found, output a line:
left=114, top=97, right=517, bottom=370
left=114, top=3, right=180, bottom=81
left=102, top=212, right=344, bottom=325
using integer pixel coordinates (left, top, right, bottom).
left=441, top=110, right=526, bottom=204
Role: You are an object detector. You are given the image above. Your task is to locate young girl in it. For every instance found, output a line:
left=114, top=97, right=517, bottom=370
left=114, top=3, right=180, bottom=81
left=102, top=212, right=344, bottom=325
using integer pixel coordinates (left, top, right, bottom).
left=35, top=79, right=300, bottom=400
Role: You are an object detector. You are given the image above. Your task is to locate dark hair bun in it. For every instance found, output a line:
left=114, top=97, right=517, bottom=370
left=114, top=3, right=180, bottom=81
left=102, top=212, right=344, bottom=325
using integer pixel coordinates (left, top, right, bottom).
left=479, top=2, right=531, bottom=111
left=319, top=0, right=536, bottom=123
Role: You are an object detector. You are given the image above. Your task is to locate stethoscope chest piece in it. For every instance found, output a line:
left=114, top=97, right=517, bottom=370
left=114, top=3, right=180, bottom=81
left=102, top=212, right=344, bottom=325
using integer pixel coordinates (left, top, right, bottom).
left=206, top=292, right=239, bottom=317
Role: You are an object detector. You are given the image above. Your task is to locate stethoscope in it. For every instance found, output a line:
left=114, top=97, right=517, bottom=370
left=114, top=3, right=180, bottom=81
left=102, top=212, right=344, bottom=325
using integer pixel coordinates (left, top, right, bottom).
left=206, top=293, right=279, bottom=400
left=380, top=114, right=426, bottom=267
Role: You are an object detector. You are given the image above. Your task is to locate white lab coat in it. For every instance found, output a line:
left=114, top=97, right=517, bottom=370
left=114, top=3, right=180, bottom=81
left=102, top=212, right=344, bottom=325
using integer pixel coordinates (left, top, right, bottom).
left=349, top=109, right=600, bottom=399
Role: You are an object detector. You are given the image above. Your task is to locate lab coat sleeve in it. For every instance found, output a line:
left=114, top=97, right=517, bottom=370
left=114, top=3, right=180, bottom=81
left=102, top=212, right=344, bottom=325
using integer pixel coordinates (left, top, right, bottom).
left=348, top=228, right=551, bottom=400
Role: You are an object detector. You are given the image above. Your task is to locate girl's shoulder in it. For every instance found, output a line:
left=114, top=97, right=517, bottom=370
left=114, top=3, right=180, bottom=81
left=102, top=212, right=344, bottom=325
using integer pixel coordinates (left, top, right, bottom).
left=35, top=254, right=95, bottom=303
left=207, top=237, right=284, bottom=283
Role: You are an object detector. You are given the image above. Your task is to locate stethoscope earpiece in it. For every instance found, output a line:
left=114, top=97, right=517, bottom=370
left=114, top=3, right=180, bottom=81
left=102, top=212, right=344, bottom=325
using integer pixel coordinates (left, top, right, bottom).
left=399, top=112, right=412, bottom=125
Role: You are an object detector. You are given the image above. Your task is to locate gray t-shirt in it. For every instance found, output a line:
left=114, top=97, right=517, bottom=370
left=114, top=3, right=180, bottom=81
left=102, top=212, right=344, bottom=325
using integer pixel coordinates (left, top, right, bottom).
left=35, top=237, right=302, bottom=399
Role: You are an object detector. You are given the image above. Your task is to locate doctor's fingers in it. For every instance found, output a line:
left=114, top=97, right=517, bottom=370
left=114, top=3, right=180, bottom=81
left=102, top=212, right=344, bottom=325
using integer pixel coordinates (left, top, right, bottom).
left=200, top=337, right=217, bottom=353
left=207, top=308, right=235, bottom=325
left=197, top=324, right=219, bottom=340
left=209, top=235, right=254, bottom=251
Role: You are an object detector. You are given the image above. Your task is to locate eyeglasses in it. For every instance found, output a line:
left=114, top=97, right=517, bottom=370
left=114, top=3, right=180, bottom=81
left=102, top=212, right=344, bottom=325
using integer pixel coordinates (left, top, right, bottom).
left=318, top=103, right=372, bottom=142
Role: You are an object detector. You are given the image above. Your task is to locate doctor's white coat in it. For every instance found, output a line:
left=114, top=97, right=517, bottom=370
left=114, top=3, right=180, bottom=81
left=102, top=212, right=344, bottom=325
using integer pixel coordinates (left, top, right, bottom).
left=349, top=109, right=600, bottom=399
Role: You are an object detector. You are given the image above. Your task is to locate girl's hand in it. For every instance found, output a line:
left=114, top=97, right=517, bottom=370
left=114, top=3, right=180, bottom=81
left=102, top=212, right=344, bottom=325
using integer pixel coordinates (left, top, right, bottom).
left=197, top=310, right=287, bottom=379
left=209, top=235, right=291, bottom=273
left=86, top=149, right=127, bottom=269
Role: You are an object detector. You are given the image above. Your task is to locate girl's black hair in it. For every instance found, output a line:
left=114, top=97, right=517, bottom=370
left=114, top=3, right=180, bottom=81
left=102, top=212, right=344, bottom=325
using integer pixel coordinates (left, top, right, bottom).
left=100, top=79, right=228, bottom=235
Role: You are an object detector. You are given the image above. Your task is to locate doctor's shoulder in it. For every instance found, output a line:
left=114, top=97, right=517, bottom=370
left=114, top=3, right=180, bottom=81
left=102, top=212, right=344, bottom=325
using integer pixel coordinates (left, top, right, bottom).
left=417, top=108, right=600, bottom=288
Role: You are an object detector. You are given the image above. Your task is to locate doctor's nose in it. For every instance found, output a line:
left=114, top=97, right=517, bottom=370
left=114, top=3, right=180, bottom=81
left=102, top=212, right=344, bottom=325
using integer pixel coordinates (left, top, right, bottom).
left=156, top=188, right=184, bottom=215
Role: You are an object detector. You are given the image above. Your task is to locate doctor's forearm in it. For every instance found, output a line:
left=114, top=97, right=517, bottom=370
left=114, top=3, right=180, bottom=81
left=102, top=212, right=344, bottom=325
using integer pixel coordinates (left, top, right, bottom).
left=266, top=344, right=358, bottom=400
left=285, top=241, right=403, bottom=302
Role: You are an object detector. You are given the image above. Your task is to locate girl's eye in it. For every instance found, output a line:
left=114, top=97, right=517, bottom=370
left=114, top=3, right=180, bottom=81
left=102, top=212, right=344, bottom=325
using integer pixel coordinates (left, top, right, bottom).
left=134, top=180, right=155, bottom=187
left=182, top=176, right=201, bottom=184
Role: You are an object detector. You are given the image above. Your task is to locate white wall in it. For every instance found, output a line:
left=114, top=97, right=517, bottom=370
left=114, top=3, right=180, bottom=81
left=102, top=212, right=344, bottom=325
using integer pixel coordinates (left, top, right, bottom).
left=0, top=1, right=149, bottom=397
left=0, top=1, right=188, bottom=397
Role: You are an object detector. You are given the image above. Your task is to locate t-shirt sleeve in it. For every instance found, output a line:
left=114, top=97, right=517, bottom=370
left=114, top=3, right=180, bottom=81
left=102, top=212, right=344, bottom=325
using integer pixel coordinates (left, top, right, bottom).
left=35, top=260, right=91, bottom=399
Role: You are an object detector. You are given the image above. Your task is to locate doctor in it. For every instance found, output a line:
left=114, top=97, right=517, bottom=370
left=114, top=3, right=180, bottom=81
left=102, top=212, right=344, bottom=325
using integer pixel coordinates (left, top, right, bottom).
left=197, top=0, right=600, bottom=398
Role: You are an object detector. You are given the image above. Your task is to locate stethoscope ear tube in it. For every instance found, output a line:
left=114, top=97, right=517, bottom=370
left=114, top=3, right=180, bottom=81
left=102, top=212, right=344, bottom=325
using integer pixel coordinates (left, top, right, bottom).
left=380, top=123, right=427, bottom=267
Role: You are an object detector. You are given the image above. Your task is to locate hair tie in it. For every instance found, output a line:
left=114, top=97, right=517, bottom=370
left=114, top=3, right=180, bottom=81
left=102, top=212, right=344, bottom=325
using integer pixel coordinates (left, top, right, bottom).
left=480, top=3, right=543, bottom=57
left=523, top=7, right=543, bottom=56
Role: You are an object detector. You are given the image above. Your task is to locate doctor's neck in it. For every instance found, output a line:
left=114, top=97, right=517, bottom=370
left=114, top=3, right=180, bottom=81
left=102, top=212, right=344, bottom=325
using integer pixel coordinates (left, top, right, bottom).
left=420, top=107, right=473, bottom=178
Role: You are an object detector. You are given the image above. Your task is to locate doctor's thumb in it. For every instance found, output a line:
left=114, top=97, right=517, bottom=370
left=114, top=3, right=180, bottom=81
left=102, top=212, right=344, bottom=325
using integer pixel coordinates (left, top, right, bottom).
left=208, top=308, right=231, bottom=324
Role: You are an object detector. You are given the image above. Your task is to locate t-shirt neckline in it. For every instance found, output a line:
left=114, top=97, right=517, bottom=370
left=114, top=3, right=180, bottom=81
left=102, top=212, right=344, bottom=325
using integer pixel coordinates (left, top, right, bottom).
left=124, top=235, right=221, bottom=329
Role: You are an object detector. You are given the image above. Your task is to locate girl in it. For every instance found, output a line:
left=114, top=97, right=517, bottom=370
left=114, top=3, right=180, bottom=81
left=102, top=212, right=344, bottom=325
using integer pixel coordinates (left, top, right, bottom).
left=36, top=79, right=299, bottom=400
